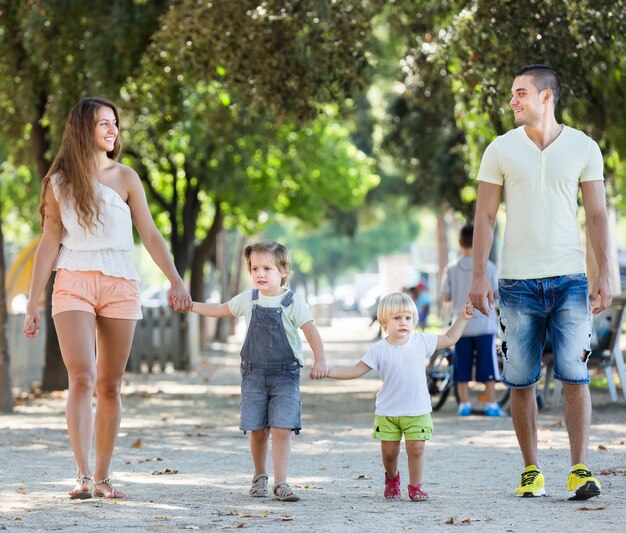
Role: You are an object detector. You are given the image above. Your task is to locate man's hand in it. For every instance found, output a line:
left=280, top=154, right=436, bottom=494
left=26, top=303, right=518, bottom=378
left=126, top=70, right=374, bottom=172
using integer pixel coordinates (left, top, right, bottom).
left=589, top=273, right=612, bottom=314
left=469, top=274, right=494, bottom=317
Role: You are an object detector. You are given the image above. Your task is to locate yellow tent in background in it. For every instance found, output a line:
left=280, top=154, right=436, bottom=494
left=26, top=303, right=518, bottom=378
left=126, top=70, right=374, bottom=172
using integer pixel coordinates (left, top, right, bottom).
left=6, top=236, right=41, bottom=309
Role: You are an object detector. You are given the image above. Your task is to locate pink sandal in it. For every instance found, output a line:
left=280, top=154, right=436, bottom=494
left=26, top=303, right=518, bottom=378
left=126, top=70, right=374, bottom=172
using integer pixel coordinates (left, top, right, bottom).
left=384, top=472, right=401, bottom=500
left=408, top=483, right=429, bottom=501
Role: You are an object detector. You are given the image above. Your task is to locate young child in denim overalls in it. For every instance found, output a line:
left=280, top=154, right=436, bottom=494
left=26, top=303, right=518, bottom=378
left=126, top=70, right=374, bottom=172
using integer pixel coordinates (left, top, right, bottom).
left=327, top=292, right=473, bottom=501
left=190, top=240, right=327, bottom=501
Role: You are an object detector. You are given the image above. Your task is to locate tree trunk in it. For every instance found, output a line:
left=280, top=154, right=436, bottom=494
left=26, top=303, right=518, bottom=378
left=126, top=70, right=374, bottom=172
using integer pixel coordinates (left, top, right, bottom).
left=436, top=209, right=449, bottom=280
left=190, top=204, right=224, bottom=344
left=0, top=220, right=14, bottom=412
left=41, top=274, right=68, bottom=391
left=189, top=203, right=223, bottom=301
left=435, top=209, right=450, bottom=317
left=215, top=231, right=244, bottom=343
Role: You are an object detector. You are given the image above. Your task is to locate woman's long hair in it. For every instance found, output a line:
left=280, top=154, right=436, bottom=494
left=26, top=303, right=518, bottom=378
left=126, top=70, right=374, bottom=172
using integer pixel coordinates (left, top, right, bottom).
left=40, top=97, right=122, bottom=231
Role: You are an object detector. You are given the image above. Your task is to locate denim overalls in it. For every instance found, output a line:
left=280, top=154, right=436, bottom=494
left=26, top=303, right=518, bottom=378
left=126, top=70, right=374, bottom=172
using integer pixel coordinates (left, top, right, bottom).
left=239, top=289, right=302, bottom=432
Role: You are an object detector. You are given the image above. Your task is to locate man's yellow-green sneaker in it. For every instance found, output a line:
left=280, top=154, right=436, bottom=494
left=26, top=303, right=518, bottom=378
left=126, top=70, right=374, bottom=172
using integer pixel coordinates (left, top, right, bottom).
left=567, top=464, right=601, bottom=500
left=514, top=465, right=546, bottom=497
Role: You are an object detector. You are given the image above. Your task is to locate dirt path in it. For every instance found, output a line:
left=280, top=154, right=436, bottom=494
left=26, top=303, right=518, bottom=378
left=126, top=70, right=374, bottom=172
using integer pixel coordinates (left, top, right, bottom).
left=1, top=318, right=625, bottom=531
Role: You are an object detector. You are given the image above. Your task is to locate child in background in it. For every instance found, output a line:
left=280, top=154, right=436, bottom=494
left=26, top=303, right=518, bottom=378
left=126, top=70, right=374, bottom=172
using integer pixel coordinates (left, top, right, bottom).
left=441, top=224, right=505, bottom=417
left=327, top=292, right=474, bottom=501
left=190, top=241, right=327, bottom=502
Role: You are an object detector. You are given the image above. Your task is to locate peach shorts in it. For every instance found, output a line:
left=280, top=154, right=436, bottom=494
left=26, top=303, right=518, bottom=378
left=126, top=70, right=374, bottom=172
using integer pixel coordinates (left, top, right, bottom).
left=52, top=269, right=143, bottom=320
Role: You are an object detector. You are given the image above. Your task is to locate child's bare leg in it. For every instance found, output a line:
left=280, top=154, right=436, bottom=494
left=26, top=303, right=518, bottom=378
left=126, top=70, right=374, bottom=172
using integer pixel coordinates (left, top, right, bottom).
left=406, top=440, right=426, bottom=486
left=250, top=429, right=270, bottom=475
left=270, top=427, right=291, bottom=484
left=485, top=381, right=497, bottom=403
left=381, top=441, right=401, bottom=477
left=458, top=382, right=470, bottom=404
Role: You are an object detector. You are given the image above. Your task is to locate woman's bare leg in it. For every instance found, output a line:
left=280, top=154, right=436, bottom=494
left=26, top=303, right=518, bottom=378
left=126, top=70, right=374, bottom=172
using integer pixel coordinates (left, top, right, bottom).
left=53, top=311, right=97, bottom=496
left=92, top=316, right=136, bottom=496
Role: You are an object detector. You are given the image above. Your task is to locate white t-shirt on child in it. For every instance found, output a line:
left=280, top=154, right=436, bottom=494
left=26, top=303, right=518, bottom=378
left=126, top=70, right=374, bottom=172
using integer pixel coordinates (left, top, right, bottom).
left=361, top=332, right=438, bottom=417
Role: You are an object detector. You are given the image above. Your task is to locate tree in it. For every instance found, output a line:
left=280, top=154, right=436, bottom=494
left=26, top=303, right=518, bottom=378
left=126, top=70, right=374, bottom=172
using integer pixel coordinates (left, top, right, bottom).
left=124, top=0, right=384, bottom=310
left=0, top=205, right=13, bottom=412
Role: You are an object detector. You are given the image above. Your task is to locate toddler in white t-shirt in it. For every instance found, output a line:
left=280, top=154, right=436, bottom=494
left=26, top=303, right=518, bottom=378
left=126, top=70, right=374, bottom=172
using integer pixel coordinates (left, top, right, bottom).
left=327, top=292, right=473, bottom=501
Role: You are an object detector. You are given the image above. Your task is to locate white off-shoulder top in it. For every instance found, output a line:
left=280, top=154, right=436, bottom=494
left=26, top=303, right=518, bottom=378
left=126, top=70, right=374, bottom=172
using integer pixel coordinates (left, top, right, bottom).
left=50, top=173, right=140, bottom=281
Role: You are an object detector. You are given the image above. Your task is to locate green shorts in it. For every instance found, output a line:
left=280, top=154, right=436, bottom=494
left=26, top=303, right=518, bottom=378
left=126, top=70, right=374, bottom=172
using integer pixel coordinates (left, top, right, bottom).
left=372, top=414, right=433, bottom=441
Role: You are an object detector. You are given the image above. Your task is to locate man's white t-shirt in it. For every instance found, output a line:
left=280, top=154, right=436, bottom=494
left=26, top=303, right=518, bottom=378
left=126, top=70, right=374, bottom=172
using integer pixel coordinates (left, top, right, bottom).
left=361, top=332, right=438, bottom=417
left=477, top=125, right=604, bottom=279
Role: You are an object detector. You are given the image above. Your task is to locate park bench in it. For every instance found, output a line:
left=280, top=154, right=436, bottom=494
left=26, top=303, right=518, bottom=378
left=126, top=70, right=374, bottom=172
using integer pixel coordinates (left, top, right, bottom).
left=542, top=295, right=626, bottom=408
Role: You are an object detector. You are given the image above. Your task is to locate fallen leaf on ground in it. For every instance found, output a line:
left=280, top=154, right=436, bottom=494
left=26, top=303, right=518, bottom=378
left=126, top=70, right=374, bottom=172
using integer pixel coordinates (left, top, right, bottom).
left=598, top=469, right=626, bottom=476
left=151, top=468, right=178, bottom=475
left=131, top=438, right=143, bottom=448
left=279, top=516, right=294, bottom=521
left=236, top=511, right=269, bottom=518
left=444, top=517, right=472, bottom=526
left=578, top=505, right=608, bottom=511
left=597, top=445, right=608, bottom=451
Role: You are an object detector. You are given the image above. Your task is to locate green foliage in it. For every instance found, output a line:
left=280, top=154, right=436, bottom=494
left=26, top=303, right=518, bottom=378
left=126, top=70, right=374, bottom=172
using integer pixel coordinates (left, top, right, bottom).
left=264, top=199, right=420, bottom=284
left=442, top=0, right=626, bottom=193
left=0, top=0, right=168, bottom=165
left=149, top=0, right=383, bottom=121
left=122, top=2, right=383, bottom=276
left=0, top=139, right=39, bottom=246
left=370, top=0, right=626, bottom=216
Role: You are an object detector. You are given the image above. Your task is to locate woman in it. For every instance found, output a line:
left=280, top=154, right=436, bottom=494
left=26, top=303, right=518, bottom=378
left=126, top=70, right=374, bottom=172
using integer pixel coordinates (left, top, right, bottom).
left=23, top=97, right=191, bottom=499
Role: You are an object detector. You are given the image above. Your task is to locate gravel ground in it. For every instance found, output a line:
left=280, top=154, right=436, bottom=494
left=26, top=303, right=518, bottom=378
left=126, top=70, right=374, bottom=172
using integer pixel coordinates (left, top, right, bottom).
left=1, top=317, right=625, bottom=532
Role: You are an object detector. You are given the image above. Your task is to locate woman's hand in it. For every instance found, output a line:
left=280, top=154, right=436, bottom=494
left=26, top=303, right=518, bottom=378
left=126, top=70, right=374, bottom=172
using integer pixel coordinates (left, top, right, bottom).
left=23, top=304, right=41, bottom=338
left=168, top=282, right=192, bottom=312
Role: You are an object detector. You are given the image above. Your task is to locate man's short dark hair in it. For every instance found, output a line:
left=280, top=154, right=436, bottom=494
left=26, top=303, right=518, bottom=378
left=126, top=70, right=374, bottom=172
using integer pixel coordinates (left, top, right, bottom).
left=515, top=64, right=561, bottom=105
left=460, top=224, right=473, bottom=249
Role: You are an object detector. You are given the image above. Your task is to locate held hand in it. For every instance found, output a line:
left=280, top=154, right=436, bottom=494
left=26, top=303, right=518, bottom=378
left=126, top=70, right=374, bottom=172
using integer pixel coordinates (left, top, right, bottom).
left=309, top=361, right=328, bottom=380
left=469, top=275, right=493, bottom=317
left=168, top=283, right=192, bottom=313
left=23, top=305, right=40, bottom=338
left=462, top=300, right=475, bottom=320
left=589, top=273, right=612, bottom=314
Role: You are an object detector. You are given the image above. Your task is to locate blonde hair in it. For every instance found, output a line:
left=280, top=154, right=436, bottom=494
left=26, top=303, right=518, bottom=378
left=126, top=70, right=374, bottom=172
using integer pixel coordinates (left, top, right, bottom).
left=40, top=97, right=122, bottom=231
left=377, top=292, right=417, bottom=328
left=243, top=240, right=292, bottom=287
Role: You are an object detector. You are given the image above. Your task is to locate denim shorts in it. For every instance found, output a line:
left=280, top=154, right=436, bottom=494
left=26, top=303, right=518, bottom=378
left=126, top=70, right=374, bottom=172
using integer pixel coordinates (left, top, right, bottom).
left=498, top=274, right=592, bottom=388
left=239, top=361, right=301, bottom=431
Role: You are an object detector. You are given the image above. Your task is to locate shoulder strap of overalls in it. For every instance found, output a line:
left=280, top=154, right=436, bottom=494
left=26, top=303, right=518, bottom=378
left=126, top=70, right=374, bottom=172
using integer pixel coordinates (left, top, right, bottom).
left=280, top=290, right=294, bottom=307
left=251, top=289, right=259, bottom=301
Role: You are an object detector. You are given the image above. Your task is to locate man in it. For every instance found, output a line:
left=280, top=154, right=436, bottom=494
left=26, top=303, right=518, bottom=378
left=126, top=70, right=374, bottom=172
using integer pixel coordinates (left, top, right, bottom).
left=441, top=224, right=505, bottom=417
left=469, top=64, right=612, bottom=501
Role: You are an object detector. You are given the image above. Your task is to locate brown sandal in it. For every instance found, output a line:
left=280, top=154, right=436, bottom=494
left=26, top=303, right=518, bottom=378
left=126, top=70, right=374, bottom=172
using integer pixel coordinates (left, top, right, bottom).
left=92, top=477, right=125, bottom=499
left=273, top=482, right=300, bottom=502
left=249, top=473, right=269, bottom=497
left=69, top=474, right=93, bottom=500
